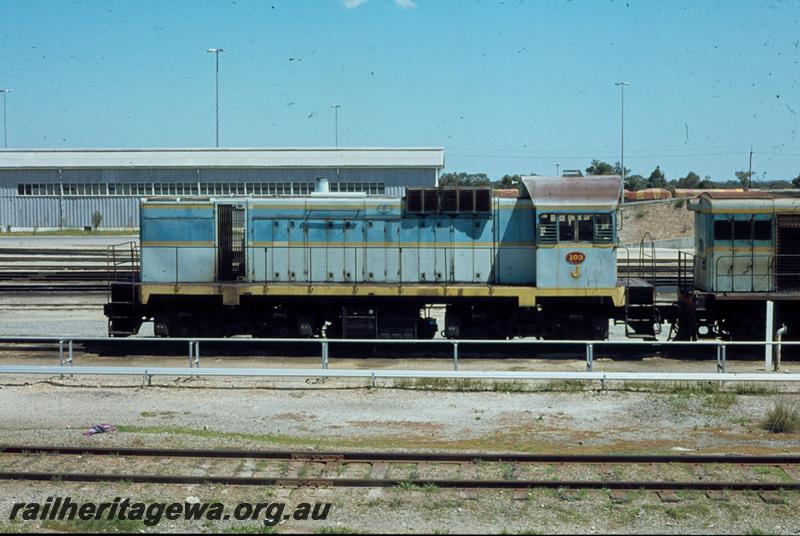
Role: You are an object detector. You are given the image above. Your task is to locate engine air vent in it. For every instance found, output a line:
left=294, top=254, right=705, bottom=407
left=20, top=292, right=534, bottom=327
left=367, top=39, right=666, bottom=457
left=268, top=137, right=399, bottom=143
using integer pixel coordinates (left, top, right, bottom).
left=406, top=188, right=423, bottom=213
left=475, top=188, right=492, bottom=213
left=405, top=187, right=493, bottom=215
left=423, top=188, right=440, bottom=213
left=441, top=189, right=459, bottom=213
left=459, top=189, right=475, bottom=213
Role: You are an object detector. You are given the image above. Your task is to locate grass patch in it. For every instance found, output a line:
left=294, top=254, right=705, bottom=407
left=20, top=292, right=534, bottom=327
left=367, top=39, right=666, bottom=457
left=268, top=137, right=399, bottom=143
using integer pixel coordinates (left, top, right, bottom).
left=499, top=462, right=515, bottom=480
left=752, top=466, right=792, bottom=482
left=393, top=377, right=595, bottom=394
left=734, top=384, right=779, bottom=396
left=223, top=524, right=276, bottom=534
left=41, top=517, right=147, bottom=533
left=393, top=378, right=484, bottom=391
left=662, top=501, right=711, bottom=520
left=395, top=482, right=439, bottom=493
left=139, top=410, right=179, bottom=418
left=116, top=424, right=300, bottom=446
left=538, top=380, right=586, bottom=392
left=764, top=399, right=800, bottom=433
left=704, top=391, right=737, bottom=410
left=492, top=380, right=526, bottom=392
left=622, top=381, right=725, bottom=395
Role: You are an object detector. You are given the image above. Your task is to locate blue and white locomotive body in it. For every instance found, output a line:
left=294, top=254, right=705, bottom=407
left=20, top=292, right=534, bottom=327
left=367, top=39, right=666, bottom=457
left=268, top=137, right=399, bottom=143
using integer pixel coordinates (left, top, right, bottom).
left=687, top=191, right=800, bottom=339
left=108, top=176, right=626, bottom=339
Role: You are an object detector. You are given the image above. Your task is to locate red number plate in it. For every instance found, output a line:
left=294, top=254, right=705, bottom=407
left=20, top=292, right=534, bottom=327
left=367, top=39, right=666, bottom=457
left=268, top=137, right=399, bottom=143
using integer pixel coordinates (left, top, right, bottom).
left=566, top=252, right=586, bottom=265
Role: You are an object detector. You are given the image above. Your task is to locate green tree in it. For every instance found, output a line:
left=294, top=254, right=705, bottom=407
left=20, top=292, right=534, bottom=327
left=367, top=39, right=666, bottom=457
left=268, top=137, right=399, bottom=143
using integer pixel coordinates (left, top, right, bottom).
left=647, top=166, right=667, bottom=188
left=494, top=174, right=521, bottom=189
left=613, top=162, right=630, bottom=176
left=624, top=174, right=646, bottom=191
left=91, top=211, right=103, bottom=230
left=585, top=160, right=615, bottom=175
left=439, top=172, right=492, bottom=187
left=735, top=170, right=753, bottom=188
left=676, top=171, right=701, bottom=189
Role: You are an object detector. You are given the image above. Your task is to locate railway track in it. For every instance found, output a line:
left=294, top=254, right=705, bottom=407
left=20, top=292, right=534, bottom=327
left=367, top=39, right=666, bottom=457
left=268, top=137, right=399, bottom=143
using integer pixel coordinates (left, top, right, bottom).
left=1, top=446, right=798, bottom=492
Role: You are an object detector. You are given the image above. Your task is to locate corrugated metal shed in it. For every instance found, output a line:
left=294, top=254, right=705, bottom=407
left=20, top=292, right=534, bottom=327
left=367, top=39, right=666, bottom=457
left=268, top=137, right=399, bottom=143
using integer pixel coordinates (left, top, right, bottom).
left=0, top=147, right=443, bottom=229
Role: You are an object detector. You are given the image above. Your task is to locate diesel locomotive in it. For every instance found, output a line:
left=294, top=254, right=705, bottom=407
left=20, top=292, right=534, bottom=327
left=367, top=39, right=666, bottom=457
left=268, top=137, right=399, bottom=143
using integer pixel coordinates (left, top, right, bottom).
left=682, top=191, right=800, bottom=340
left=105, top=175, right=656, bottom=340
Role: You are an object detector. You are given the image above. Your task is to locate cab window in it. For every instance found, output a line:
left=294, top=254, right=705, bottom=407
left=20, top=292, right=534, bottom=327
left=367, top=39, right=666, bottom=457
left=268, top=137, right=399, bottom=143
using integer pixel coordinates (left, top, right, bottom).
left=714, top=218, right=772, bottom=241
left=754, top=220, right=772, bottom=240
left=558, top=215, right=575, bottom=241
left=714, top=220, right=732, bottom=240
left=537, top=213, right=614, bottom=244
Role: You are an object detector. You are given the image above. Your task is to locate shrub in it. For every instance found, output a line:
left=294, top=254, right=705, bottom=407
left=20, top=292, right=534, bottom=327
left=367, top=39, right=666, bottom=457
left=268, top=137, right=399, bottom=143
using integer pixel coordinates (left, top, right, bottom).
left=764, top=399, right=800, bottom=433
left=91, top=211, right=103, bottom=229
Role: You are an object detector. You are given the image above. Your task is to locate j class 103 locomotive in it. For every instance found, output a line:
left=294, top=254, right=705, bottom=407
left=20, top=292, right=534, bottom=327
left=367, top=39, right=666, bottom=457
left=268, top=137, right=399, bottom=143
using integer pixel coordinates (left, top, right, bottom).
left=103, top=175, right=800, bottom=342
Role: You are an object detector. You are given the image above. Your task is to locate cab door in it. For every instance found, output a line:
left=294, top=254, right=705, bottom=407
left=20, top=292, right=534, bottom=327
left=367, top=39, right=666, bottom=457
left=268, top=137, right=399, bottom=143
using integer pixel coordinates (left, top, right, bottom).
left=217, top=204, right=246, bottom=281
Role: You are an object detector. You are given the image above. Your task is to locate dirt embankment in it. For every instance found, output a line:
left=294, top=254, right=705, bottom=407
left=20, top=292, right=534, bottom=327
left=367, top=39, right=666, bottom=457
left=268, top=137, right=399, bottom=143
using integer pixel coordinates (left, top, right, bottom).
left=619, top=199, right=695, bottom=244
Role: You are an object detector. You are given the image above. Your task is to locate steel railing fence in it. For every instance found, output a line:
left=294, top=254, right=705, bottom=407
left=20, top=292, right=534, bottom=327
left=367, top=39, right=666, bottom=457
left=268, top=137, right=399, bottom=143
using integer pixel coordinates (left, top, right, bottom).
left=1, top=336, right=800, bottom=382
left=1, top=365, right=799, bottom=390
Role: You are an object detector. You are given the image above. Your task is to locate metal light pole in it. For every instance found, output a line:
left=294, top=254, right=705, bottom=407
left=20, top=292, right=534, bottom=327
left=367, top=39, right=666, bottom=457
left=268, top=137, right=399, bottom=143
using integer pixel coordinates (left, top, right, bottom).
left=0, top=89, right=11, bottom=149
left=207, top=48, right=225, bottom=147
left=331, top=104, right=341, bottom=147
left=614, top=81, right=630, bottom=202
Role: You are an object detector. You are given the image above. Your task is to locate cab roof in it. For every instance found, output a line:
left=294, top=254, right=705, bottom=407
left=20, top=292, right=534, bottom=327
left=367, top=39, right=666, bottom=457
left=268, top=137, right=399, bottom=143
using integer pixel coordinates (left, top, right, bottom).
left=520, top=175, right=622, bottom=209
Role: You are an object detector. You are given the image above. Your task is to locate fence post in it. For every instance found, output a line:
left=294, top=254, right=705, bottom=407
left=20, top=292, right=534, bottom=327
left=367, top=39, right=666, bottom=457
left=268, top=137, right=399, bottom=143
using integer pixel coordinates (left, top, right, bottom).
left=67, top=340, right=73, bottom=367
left=586, top=343, right=593, bottom=372
left=188, top=341, right=194, bottom=369
left=453, top=342, right=459, bottom=371
left=775, top=324, right=787, bottom=372
left=765, top=300, right=774, bottom=371
left=720, top=344, right=727, bottom=373
left=193, top=341, right=200, bottom=368
left=58, top=340, right=64, bottom=366
left=321, top=341, right=329, bottom=369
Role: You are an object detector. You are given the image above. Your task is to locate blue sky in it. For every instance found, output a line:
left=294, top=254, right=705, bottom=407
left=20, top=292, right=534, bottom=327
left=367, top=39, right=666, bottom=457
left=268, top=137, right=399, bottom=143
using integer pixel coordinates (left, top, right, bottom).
left=1, top=0, right=799, bottom=181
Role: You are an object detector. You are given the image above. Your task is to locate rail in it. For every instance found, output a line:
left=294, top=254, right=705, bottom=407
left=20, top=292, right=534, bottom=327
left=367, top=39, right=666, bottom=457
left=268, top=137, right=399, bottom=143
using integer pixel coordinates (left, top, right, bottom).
left=0, top=246, right=134, bottom=289
left=2, top=336, right=800, bottom=376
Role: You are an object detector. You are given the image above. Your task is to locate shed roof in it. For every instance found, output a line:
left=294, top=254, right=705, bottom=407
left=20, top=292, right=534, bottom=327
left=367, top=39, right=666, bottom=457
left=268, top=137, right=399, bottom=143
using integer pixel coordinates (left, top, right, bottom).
left=0, top=147, right=445, bottom=169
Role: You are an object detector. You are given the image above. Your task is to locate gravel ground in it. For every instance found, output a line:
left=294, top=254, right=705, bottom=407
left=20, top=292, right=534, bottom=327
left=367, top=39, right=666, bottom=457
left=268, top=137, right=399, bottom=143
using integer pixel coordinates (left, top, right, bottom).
left=2, top=383, right=798, bottom=454
left=0, top=382, right=799, bottom=534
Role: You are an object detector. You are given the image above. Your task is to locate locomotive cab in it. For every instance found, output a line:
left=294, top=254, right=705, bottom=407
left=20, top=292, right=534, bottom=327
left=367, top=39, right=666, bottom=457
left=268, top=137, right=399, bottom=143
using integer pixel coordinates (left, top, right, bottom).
left=687, top=191, right=800, bottom=340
